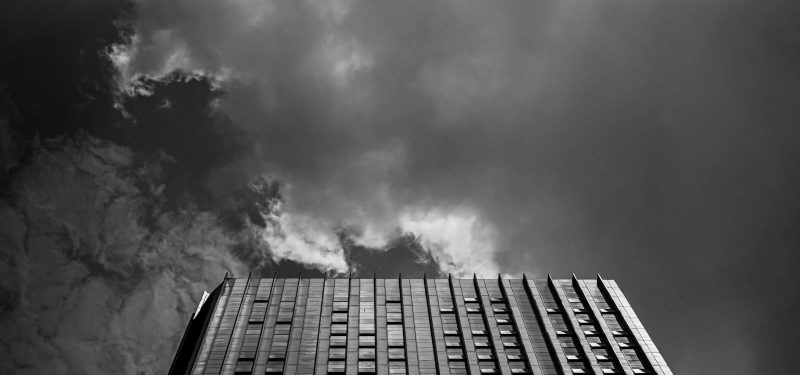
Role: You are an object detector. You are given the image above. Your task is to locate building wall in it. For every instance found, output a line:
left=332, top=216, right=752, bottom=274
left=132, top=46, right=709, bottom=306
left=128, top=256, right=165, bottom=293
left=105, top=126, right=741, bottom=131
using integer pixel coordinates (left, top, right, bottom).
left=172, top=276, right=671, bottom=375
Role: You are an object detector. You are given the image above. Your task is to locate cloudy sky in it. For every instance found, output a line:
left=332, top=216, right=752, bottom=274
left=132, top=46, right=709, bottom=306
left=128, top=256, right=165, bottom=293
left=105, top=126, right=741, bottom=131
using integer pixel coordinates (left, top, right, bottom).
left=2, top=0, right=800, bottom=373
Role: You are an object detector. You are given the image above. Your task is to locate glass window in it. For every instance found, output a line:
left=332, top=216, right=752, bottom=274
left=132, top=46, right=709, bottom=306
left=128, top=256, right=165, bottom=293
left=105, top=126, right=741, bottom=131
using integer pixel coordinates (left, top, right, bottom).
left=359, top=348, right=376, bottom=360
left=327, top=361, right=345, bottom=374
left=330, top=336, right=347, bottom=347
left=358, top=361, right=376, bottom=374
left=388, top=348, right=405, bottom=360
left=333, top=301, right=349, bottom=312
left=331, top=324, right=347, bottom=335
left=359, top=335, right=376, bottom=347
left=328, top=348, right=346, bottom=360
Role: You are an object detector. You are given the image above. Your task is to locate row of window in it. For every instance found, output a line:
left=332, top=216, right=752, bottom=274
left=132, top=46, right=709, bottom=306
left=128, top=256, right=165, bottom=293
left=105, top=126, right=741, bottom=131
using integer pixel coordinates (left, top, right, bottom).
left=209, top=279, right=654, bottom=375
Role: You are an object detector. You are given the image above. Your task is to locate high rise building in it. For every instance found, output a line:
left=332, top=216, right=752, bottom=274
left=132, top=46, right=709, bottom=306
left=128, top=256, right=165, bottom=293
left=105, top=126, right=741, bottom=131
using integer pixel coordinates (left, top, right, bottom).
left=170, top=276, right=671, bottom=375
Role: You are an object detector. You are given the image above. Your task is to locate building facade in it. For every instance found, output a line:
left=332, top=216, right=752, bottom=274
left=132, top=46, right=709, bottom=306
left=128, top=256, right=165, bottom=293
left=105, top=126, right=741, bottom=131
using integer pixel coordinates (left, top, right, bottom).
left=170, top=276, right=671, bottom=375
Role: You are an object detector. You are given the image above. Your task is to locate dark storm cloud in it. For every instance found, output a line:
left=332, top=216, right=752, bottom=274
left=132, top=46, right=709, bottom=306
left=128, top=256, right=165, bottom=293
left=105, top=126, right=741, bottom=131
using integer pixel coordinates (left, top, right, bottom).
left=119, top=0, right=800, bottom=373
left=0, top=0, right=133, bottom=139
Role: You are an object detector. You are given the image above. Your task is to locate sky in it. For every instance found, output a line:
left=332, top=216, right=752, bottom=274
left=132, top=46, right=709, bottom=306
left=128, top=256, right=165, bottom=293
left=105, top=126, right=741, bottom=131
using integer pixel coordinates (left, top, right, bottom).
left=1, top=0, right=800, bottom=374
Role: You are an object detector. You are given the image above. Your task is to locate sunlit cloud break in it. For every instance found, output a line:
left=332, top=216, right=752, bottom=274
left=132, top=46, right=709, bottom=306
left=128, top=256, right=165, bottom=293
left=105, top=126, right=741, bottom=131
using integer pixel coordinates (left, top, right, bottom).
left=399, top=207, right=499, bottom=278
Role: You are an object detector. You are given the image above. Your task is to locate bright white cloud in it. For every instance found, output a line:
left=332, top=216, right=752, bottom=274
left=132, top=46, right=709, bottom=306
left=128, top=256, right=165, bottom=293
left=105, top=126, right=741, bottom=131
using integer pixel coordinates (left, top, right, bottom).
left=399, top=207, right=499, bottom=278
left=258, top=201, right=349, bottom=273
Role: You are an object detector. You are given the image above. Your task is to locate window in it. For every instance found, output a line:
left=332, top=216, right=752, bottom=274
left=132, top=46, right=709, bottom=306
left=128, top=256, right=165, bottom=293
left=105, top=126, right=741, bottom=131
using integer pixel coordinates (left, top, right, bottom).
left=464, top=297, right=478, bottom=302
left=496, top=319, right=510, bottom=324
left=332, top=313, right=348, bottom=323
left=586, top=336, right=603, bottom=347
left=477, top=354, right=493, bottom=360
left=274, top=324, right=291, bottom=335
left=387, top=313, right=403, bottom=323
left=602, top=369, right=617, bottom=374
left=500, top=330, right=514, bottom=335
left=511, top=369, right=528, bottom=374
left=448, top=354, right=464, bottom=360
left=444, top=330, right=459, bottom=336
left=235, top=358, right=254, bottom=374
left=359, top=348, right=376, bottom=360
left=328, top=348, right=346, bottom=360
left=445, top=340, right=461, bottom=348
left=333, top=301, right=349, bottom=312
left=359, top=335, right=375, bottom=347
left=440, top=307, right=454, bottom=313
left=265, top=358, right=284, bottom=374
left=566, top=355, right=580, bottom=361
left=546, top=308, right=560, bottom=313
left=331, top=324, right=347, bottom=335
left=490, top=297, right=504, bottom=303
left=358, top=361, right=376, bottom=374
left=507, top=354, right=522, bottom=360
left=472, top=330, right=486, bottom=335
left=616, top=337, right=633, bottom=348
left=330, top=336, right=347, bottom=347
left=480, top=368, right=496, bottom=374
left=474, top=341, right=490, bottom=348
left=388, top=348, right=405, bottom=360
left=327, top=361, right=345, bottom=374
